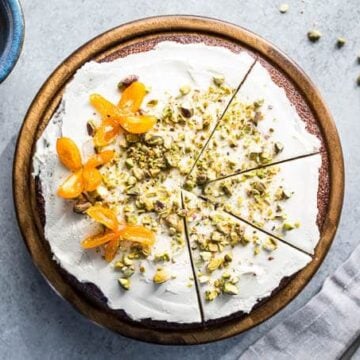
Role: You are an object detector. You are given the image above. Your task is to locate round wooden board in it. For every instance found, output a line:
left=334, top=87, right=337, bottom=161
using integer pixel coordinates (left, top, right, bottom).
left=13, top=16, right=344, bottom=345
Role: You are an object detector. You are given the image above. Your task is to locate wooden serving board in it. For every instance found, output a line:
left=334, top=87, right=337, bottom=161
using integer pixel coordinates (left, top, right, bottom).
left=13, top=16, right=344, bottom=345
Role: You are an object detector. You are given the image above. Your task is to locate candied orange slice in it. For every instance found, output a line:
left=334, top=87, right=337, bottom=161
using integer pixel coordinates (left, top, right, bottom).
left=85, top=150, right=115, bottom=168
left=57, top=170, right=83, bottom=199
left=82, top=167, right=102, bottom=192
left=118, top=81, right=146, bottom=113
left=90, top=94, right=125, bottom=120
left=104, top=238, right=120, bottom=262
left=119, top=225, right=155, bottom=247
left=81, top=231, right=118, bottom=249
left=86, top=205, right=119, bottom=231
left=56, top=137, right=82, bottom=171
left=93, top=119, right=121, bottom=147
left=119, top=115, right=157, bottom=134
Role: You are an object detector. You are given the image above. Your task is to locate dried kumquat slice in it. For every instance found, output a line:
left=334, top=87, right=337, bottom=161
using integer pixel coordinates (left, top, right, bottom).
left=119, top=225, right=156, bottom=247
left=119, top=115, right=157, bottom=134
left=57, top=170, right=84, bottom=199
left=81, top=231, right=118, bottom=249
left=56, top=137, right=82, bottom=171
left=93, top=118, right=121, bottom=147
left=82, top=167, right=102, bottom=192
left=85, top=150, right=115, bottom=168
left=90, top=94, right=126, bottom=120
left=118, top=81, right=146, bottom=113
left=86, top=205, right=119, bottom=231
left=104, top=237, right=120, bottom=262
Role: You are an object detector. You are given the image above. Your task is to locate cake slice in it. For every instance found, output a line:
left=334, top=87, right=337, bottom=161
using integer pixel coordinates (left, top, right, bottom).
left=202, top=155, right=322, bottom=254
left=189, top=60, right=321, bottom=183
left=183, top=191, right=311, bottom=321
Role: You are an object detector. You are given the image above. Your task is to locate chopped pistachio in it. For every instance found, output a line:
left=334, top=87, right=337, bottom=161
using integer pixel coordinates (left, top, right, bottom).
left=196, top=174, right=208, bottom=186
left=154, top=252, right=171, bottom=262
left=144, top=134, right=164, bottom=146
left=357, top=75, right=360, bottom=86
left=279, top=3, right=289, bottom=13
left=260, top=151, right=272, bottom=163
left=164, top=152, right=180, bottom=167
left=125, top=158, right=134, bottom=169
left=118, top=278, right=130, bottom=290
left=223, top=282, right=238, bottom=295
left=207, top=257, right=223, bottom=272
left=283, top=222, right=295, bottom=231
left=211, top=231, right=222, bottom=242
left=140, top=265, right=146, bottom=273
left=200, top=251, right=212, bottom=262
left=125, top=134, right=140, bottom=143
left=205, top=289, right=219, bottom=301
left=149, top=168, right=161, bottom=177
left=153, top=268, right=170, bottom=284
left=165, top=214, right=179, bottom=228
left=114, top=261, right=124, bottom=269
left=222, top=272, right=231, bottom=279
left=184, top=179, right=195, bottom=191
left=123, top=256, right=133, bottom=266
left=180, top=85, right=191, bottom=96
left=224, top=253, right=233, bottom=263
left=132, top=167, right=144, bottom=181
left=127, top=176, right=137, bottom=186
left=275, top=187, right=292, bottom=200
left=336, top=37, right=346, bottom=48
left=307, top=29, right=322, bottom=42
left=213, top=74, right=225, bottom=86
left=221, top=181, right=232, bottom=196
left=198, top=275, right=210, bottom=284
left=262, top=237, right=278, bottom=252
left=121, top=266, right=135, bottom=278
left=208, top=242, right=218, bottom=252
left=274, top=142, right=284, bottom=154
left=147, top=99, right=158, bottom=107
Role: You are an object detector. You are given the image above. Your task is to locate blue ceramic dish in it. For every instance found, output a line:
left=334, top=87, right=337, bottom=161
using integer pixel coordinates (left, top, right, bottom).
left=0, top=0, right=24, bottom=83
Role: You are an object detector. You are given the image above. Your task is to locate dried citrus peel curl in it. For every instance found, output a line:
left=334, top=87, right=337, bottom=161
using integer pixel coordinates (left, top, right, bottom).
left=90, top=81, right=156, bottom=146
left=56, top=137, right=114, bottom=199
left=81, top=205, right=155, bottom=262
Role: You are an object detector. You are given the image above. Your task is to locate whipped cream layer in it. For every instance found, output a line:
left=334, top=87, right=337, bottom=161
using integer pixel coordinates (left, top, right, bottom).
left=33, top=41, right=255, bottom=323
left=184, top=192, right=311, bottom=320
left=204, top=155, right=321, bottom=254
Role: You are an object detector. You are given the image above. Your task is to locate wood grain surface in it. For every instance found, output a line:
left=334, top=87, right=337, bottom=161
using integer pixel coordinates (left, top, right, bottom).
left=13, top=16, right=344, bottom=345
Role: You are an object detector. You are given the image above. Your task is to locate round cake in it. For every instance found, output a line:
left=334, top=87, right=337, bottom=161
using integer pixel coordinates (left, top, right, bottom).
left=32, top=36, right=329, bottom=329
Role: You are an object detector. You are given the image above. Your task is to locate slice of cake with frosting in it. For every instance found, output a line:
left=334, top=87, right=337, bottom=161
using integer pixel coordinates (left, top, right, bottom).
left=202, top=155, right=322, bottom=254
left=189, top=60, right=321, bottom=183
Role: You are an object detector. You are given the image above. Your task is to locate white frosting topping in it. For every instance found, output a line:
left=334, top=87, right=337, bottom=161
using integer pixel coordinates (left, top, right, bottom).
left=32, top=41, right=255, bottom=323
left=183, top=192, right=311, bottom=320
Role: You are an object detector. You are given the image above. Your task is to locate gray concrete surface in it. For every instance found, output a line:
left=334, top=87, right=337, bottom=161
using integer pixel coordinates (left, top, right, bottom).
left=0, top=0, right=359, bottom=359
